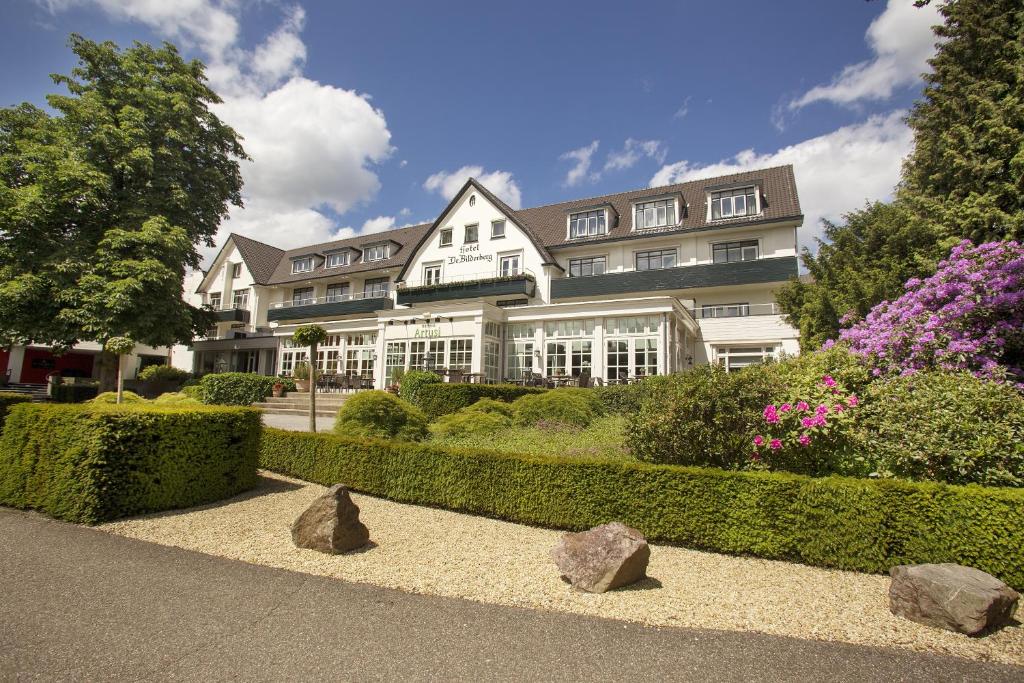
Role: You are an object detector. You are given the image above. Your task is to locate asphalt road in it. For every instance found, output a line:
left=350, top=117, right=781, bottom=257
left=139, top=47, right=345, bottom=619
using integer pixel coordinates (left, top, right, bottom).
left=1, top=508, right=1021, bottom=682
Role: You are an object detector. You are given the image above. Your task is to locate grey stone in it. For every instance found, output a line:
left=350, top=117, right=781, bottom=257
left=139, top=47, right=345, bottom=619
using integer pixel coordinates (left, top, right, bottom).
left=888, top=563, right=1019, bottom=635
left=551, top=522, right=650, bottom=593
left=291, top=484, right=369, bottom=554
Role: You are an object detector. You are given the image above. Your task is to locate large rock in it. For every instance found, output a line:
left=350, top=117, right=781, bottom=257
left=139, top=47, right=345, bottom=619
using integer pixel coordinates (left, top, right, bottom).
left=889, top=563, right=1019, bottom=635
left=291, top=484, right=370, bottom=554
left=551, top=522, right=650, bottom=593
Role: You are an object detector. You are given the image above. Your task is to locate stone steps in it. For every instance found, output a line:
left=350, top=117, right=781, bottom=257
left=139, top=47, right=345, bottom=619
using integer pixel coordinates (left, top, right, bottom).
left=254, top=393, right=348, bottom=417
left=255, top=406, right=340, bottom=417
left=2, top=383, right=50, bottom=402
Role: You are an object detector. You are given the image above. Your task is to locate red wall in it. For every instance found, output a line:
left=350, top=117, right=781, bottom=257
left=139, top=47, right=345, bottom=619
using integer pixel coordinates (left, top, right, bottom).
left=0, top=348, right=9, bottom=381
left=19, top=349, right=95, bottom=384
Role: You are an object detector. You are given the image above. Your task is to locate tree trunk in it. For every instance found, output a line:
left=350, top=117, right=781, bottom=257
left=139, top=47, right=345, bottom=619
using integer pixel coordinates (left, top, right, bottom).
left=309, top=341, right=317, bottom=433
left=116, top=354, right=124, bottom=404
left=97, top=350, right=118, bottom=393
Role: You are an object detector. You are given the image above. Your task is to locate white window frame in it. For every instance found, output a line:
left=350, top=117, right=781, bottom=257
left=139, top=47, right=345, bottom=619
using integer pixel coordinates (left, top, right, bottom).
left=363, top=277, right=389, bottom=298
left=499, top=253, right=522, bottom=277
left=700, top=303, right=750, bottom=319
left=363, top=244, right=389, bottom=263
left=711, top=239, right=760, bottom=264
left=291, top=256, right=314, bottom=274
left=325, top=251, right=350, bottom=269
left=634, top=198, right=677, bottom=230
left=491, top=220, right=506, bottom=239
left=231, top=288, right=249, bottom=309
left=325, top=283, right=350, bottom=302
left=439, top=228, right=453, bottom=247
left=208, top=292, right=222, bottom=309
left=465, top=224, right=479, bottom=244
left=714, top=344, right=779, bottom=371
left=709, top=186, right=760, bottom=221
left=568, top=255, right=607, bottom=277
left=635, top=248, right=678, bottom=271
left=423, top=263, right=442, bottom=286
left=567, top=209, right=608, bottom=239
left=291, top=287, right=314, bottom=305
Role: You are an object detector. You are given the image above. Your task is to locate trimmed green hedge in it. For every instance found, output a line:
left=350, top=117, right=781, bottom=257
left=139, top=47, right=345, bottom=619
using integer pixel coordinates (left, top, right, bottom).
left=0, top=392, right=32, bottom=430
left=259, top=428, right=1024, bottom=588
left=412, top=383, right=546, bottom=419
left=51, top=383, right=99, bottom=403
left=0, top=403, right=261, bottom=524
left=199, top=373, right=297, bottom=405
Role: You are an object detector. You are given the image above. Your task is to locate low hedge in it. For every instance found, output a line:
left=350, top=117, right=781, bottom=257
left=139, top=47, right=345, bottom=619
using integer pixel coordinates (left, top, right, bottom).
left=412, top=383, right=546, bottom=419
left=0, top=403, right=261, bottom=524
left=51, top=383, right=99, bottom=403
left=0, top=392, right=32, bottom=430
left=199, top=373, right=297, bottom=406
left=259, top=428, right=1024, bottom=588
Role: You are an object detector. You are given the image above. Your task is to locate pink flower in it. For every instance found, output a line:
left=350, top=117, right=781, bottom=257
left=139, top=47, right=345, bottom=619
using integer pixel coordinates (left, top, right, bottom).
left=822, top=375, right=836, bottom=388
left=769, top=439, right=782, bottom=450
left=796, top=401, right=810, bottom=411
left=753, top=435, right=765, bottom=446
left=801, top=417, right=814, bottom=428
left=846, top=395, right=859, bottom=407
left=780, top=403, right=792, bottom=412
left=816, top=404, right=829, bottom=416
left=834, top=403, right=845, bottom=413
left=798, top=434, right=811, bottom=447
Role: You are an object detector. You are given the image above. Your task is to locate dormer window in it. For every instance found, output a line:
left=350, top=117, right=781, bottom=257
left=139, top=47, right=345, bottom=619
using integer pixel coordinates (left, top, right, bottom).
left=635, top=199, right=676, bottom=230
left=291, top=257, right=314, bottom=274
left=325, top=251, right=350, bottom=268
left=363, top=244, right=389, bottom=262
left=710, top=186, right=758, bottom=220
left=569, top=209, right=607, bottom=239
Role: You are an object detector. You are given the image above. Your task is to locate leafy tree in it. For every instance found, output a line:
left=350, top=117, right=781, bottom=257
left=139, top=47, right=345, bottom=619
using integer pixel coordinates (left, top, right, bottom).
left=104, top=336, right=135, bottom=404
left=292, top=324, right=328, bottom=432
left=0, top=35, right=247, bottom=389
left=902, top=0, right=1024, bottom=243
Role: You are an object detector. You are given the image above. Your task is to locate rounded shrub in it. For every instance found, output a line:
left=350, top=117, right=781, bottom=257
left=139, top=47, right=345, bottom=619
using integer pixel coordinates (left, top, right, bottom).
left=89, top=391, right=146, bottom=404
left=181, top=384, right=205, bottom=402
left=512, top=389, right=597, bottom=428
left=398, top=370, right=442, bottom=405
left=152, top=392, right=202, bottom=406
left=333, top=391, right=429, bottom=442
left=765, top=345, right=872, bottom=397
left=430, top=409, right=511, bottom=438
left=463, top=398, right=514, bottom=417
left=137, top=365, right=191, bottom=383
left=859, top=371, right=1024, bottom=486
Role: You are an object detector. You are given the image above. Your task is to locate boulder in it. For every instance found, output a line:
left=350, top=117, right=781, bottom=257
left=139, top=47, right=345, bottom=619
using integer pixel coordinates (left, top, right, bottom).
left=291, top=484, right=370, bottom=554
left=889, top=563, right=1019, bottom=635
left=551, top=522, right=650, bottom=593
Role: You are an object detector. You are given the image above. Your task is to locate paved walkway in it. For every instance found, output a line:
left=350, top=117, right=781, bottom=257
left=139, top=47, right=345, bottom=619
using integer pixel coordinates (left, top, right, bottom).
left=2, top=508, right=1021, bottom=681
left=261, top=412, right=335, bottom=432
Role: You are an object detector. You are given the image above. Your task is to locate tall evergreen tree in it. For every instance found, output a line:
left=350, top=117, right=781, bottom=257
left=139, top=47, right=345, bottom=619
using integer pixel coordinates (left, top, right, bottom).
left=0, top=35, right=247, bottom=386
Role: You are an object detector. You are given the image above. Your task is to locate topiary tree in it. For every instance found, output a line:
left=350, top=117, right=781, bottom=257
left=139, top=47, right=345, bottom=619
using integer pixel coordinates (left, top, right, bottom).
left=837, top=240, right=1024, bottom=385
left=104, top=337, right=135, bottom=404
left=292, top=324, right=328, bottom=432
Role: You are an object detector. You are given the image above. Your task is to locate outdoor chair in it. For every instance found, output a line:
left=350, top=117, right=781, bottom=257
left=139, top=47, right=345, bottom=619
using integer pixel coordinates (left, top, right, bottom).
left=578, top=371, right=591, bottom=388
left=448, top=369, right=464, bottom=384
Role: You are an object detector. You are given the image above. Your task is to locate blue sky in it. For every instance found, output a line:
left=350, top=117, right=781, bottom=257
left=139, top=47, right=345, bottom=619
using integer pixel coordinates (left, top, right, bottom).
left=1, top=1, right=942, bottom=261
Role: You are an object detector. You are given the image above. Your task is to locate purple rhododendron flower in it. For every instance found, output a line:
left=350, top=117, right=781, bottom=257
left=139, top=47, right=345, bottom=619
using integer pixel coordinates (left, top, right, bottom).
left=780, top=403, right=792, bottom=412
left=754, top=435, right=765, bottom=446
left=798, top=434, right=811, bottom=446
left=769, top=439, right=782, bottom=450
left=796, top=401, right=810, bottom=411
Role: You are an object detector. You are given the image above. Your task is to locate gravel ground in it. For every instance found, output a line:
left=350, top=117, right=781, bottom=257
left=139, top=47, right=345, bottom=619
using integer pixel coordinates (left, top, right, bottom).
left=101, top=472, right=1024, bottom=666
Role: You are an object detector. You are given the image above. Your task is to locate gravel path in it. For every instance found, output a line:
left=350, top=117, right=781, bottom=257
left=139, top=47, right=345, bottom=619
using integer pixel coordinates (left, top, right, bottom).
left=261, top=413, right=335, bottom=432
left=101, top=472, right=1024, bottom=666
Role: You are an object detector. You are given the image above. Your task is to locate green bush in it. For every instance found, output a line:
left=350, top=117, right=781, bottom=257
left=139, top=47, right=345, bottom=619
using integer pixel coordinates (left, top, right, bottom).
left=859, top=371, right=1024, bottom=486
left=512, top=389, right=599, bottom=428
left=430, top=410, right=511, bottom=438
left=628, top=364, right=775, bottom=467
left=199, top=373, right=283, bottom=405
left=0, top=403, right=260, bottom=524
left=591, top=377, right=670, bottom=415
left=412, top=382, right=545, bottom=419
left=89, top=391, right=147, bottom=404
left=181, top=384, right=205, bottom=402
left=152, top=392, right=202, bottom=406
left=334, top=391, right=428, bottom=441
left=51, top=383, right=99, bottom=403
left=462, top=397, right=515, bottom=417
left=398, top=371, right=442, bottom=407
left=137, top=365, right=191, bottom=383
left=0, top=392, right=32, bottom=430
left=765, top=346, right=873, bottom=397
left=259, top=428, right=1024, bottom=589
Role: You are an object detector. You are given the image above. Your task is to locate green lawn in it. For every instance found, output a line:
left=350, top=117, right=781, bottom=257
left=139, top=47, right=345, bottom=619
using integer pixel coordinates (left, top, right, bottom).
left=428, top=414, right=633, bottom=460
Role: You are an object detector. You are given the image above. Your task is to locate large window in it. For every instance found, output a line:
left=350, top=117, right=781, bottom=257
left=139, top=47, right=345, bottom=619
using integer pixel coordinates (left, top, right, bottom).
left=634, top=338, right=658, bottom=376
left=423, top=264, right=442, bottom=286
left=484, top=341, right=500, bottom=383
left=363, top=244, right=389, bottom=262
left=449, top=339, right=473, bottom=371
left=491, top=220, right=506, bottom=239
left=506, top=341, right=533, bottom=379
left=280, top=350, right=307, bottom=375
left=439, top=228, right=453, bottom=247
left=326, top=283, right=350, bottom=302
left=608, top=315, right=659, bottom=335
left=326, top=251, right=349, bottom=268
left=385, top=342, right=406, bottom=383
left=499, top=254, right=521, bottom=277
left=712, top=240, right=759, bottom=264
left=291, top=287, right=314, bottom=305
left=570, top=340, right=592, bottom=377
left=700, top=303, right=750, bottom=318
left=291, top=257, right=313, bottom=274
left=568, top=256, right=606, bottom=277
left=544, top=319, right=595, bottom=337
left=635, top=249, right=677, bottom=271
left=409, top=339, right=445, bottom=371
left=715, top=345, right=778, bottom=371
left=606, top=340, right=629, bottom=382
left=546, top=342, right=567, bottom=376
left=635, top=199, right=676, bottom=230
left=208, top=292, right=222, bottom=309
left=464, top=224, right=478, bottom=244
left=345, top=349, right=375, bottom=378
left=231, top=289, right=249, bottom=309
left=363, top=277, right=389, bottom=298
left=711, top=186, right=758, bottom=219
left=569, top=210, right=607, bottom=239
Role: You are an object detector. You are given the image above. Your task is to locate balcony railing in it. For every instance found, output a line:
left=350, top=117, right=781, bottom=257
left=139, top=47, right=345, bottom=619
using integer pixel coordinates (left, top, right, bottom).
left=689, top=302, right=782, bottom=319
left=206, top=306, right=250, bottom=323
left=397, top=269, right=536, bottom=305
left=267, top=288, right=393, bottom=322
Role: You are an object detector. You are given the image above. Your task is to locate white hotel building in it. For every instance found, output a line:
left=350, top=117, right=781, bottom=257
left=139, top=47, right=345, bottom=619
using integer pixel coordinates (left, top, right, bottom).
left=190, top=165, right=803, bottom=386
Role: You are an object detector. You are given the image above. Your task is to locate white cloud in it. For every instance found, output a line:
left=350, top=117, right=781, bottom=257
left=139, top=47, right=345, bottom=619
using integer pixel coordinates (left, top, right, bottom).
left=360, top=215, right=396, bottom=234
left=789, top=0, right=941, bottom=110
left=651, top=111, right=914, bottom=249
left=673, top=96, right=691, bottom=120
left=559, top=141, right=600, bottom=187
left=423, top=165, right=523, bottom=209
left=38, top=0, right=395, bottom=262
left=604, top=138, right=667, bottom=172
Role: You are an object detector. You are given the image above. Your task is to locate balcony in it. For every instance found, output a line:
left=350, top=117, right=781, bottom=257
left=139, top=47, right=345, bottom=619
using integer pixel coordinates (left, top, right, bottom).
left=689, top=302, right=782, bottom=319
left=550, top=257, right=798, bottom=299
left=396, top=270, right=536, bottom=305
left=208, top=306, right=250, bottom=323
left=267, top=290, right=393, bottom=322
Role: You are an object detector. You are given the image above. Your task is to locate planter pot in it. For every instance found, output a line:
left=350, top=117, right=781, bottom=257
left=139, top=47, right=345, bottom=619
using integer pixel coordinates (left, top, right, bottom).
left=295, top=379, right=310, bottom=392
left=272, top=384, right=284, bottom=398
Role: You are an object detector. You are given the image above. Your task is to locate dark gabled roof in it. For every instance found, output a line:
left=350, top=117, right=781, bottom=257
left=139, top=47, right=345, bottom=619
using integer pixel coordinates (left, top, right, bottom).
left=516, top=165, right=801, bottom=249
left=265, top=222, right=433, bottom=285
left=394, top=178, right=561, bottom=283
left=231, top=233, right=285, bottom=285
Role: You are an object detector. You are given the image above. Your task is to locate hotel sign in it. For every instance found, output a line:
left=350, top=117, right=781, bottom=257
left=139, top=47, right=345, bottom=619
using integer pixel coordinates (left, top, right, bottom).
left=447, top=243, right=493, bottom=266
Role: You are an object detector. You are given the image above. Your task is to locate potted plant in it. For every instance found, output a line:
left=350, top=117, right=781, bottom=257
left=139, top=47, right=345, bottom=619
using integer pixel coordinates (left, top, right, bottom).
left=272, top=381, right=285, bottom=397
left=293, top=361, right=311, bottom=392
